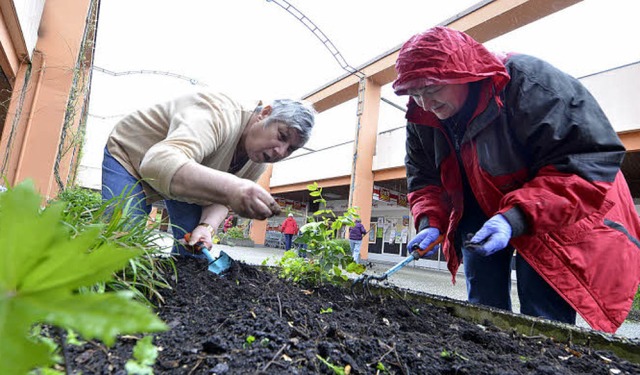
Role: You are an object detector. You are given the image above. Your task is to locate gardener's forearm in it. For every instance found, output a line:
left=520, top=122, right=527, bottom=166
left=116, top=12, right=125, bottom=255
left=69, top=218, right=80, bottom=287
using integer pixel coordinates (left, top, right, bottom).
left=200, top=203, right=229, bottom=230
left=171, top=162, right=237, bottom=204
left=171, top=162, right=280, bottom=220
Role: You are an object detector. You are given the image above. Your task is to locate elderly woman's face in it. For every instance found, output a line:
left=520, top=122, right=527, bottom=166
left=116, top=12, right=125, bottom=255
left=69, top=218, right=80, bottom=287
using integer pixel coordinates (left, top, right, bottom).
left=244, top=121, right=303, bottom=163
left=407, top=83, right=469, bottom=120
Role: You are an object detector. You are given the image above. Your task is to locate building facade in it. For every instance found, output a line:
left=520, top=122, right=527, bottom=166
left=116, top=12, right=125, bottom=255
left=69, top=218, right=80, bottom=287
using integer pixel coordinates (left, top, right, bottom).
left=0, top=0, right=99, bottom=199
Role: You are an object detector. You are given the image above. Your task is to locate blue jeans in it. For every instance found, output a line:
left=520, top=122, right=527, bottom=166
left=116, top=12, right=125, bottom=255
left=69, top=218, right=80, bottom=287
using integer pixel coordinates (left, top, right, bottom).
left=284, top=233, right=293, bottom=250
left=101, top=147, right=204, bottom=257
left=349, top=240, right=362, bottom=263
left=458, top=214, right=576, bottom=324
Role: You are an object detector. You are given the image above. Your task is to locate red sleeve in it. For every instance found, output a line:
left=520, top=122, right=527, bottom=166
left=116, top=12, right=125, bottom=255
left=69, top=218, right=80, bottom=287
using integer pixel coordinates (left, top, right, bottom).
left=408, top=185, right=450, bottom=232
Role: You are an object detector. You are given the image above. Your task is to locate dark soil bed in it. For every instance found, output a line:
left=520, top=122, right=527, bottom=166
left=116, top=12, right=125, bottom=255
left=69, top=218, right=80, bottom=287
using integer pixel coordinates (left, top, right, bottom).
left=66, top=258, right=640, bottom=374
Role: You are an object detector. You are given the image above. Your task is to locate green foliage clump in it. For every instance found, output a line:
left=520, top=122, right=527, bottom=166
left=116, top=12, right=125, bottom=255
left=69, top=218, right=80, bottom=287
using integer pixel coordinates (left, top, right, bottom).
left=51, top=184, right=176, bottom=306
left=225, top=226, right=246, bottom=239
left=274, top=182, right=365, bottom=287
left=0, top=181, right=167, bottom=374
left=333, top=239, right=350, bottom=256
left=54, top=186, right=102, bottom=227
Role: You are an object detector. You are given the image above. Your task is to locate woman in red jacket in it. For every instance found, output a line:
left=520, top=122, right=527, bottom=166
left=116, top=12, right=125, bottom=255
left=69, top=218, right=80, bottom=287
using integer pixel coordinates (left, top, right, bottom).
left=393, top=26, right=640, bottom=333
left=280, top=213, right=299, bottom=250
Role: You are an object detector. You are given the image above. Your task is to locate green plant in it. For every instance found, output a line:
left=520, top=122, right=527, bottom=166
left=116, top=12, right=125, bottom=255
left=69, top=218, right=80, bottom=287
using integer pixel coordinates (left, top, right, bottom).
left=0, top=181, right=167, bottom=374
left=334, top=238, right=350, bottom=255
left=29, top=326, right=63, bottom=367
left=320, top=307, right=333, bottom=314
left=316, top=355, right=345, bottom=375
left=440, top=349, right=469, bottom=361
left=125, top=336, right=159, bottom=375
left=376, top=362, right=389, bottom=373
left=225, top=226, right=246, bottom=239
left=274, top=182, right=365, bottom=287
left=54, top=186, right=102, bottom=227
left=52, top=184, right=176, bottom=306
left=244, top=335, right=256, bottom=348
left=64, top=329, right=85, bottom=346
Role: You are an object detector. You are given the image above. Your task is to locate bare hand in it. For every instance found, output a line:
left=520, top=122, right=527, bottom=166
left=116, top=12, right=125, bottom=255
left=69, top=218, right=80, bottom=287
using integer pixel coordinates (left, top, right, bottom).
left=228, top=180, right=281, bottom=219
left=187, top=225, right=214, bottom=250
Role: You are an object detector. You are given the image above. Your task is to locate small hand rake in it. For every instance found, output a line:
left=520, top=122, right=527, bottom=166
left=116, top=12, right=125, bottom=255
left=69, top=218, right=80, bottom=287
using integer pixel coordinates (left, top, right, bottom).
left=351, top=235, right=444, bottom=297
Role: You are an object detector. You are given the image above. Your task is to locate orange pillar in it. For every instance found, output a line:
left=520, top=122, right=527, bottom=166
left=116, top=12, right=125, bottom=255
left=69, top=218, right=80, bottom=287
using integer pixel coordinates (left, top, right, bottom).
left=619, top=130, right=640, bottom=152
left=349, top=78, right=381, bottom=261
left=0, top=0, right=94, bottom=200
left=250, top=164, right=273, bottom=245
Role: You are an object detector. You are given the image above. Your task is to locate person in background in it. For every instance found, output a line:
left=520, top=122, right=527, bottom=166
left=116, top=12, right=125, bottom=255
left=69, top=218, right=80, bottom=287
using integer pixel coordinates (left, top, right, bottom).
left=393, top=26, right=640, bottom=333
left=280, top=213, right=299, bottom=250
left=102, top=90, right=316, bottom=254
left=223, top=215, right=235, bottom=233
left=348, top=218, right=368, bottom=263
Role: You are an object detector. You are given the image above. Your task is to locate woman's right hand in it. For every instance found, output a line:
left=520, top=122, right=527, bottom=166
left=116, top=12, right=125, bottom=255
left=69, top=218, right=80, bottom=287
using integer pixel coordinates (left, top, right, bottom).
left=185, top=225, right=214, bottom=250
left=408, top=227, right=441, bottom=257
left=228, top=179, right=281, bottom=220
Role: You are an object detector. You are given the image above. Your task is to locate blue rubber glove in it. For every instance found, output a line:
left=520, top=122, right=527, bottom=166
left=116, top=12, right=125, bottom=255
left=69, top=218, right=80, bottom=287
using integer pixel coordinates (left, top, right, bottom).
left=407, top=227, right=441, bottom=258
left=468, top=214, right=512, bottom=256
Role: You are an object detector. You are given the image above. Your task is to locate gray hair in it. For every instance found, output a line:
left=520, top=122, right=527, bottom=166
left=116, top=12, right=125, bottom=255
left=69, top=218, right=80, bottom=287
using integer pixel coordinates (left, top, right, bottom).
left=264, top=99, right=316, bottom=144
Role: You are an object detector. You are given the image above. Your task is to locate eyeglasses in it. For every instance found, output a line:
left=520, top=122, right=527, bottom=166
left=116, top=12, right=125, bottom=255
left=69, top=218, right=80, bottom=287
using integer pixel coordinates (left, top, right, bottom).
left=407, top=85, right=445, bottom=100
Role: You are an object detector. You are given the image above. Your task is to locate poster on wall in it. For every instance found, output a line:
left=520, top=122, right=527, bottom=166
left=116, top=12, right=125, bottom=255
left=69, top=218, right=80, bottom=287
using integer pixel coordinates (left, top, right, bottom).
left=395, top=232, right=402, bottom=244
left=401, top=227, right=408, bottom=244
left=380, top=187, right=390, bottom=202
left=386, top=217, right=398, bottom=243
left=398, top=194, right=408, bottom=207
left=388, top=228, right=396, bottom=244
left=369, top=223, right=377, bottom=243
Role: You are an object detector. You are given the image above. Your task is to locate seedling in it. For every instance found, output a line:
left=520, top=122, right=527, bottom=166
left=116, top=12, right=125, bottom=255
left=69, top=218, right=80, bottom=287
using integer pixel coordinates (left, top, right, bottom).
left=125, top=336, right=159, bottom=375
left=65, top=329, right=85, bottom=346
left=376, top=362, right=389, bottom=373
left=320, top=307, right=333, bottom=314
left=316, top=355, right=346, bottom=375
left=440, top=349, right=469, bottom=361
left=244, top=335, right=256, bottom=348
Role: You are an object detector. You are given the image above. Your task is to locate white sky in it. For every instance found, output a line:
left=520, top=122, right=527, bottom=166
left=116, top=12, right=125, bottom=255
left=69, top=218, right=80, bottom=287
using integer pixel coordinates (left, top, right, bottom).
left=81, top=0, right=640, bottom=178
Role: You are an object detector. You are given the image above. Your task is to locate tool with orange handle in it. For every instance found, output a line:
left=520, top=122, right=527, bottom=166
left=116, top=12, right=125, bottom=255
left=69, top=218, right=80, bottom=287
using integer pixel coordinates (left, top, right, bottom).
left=351, top=235, right=444, bottom=296
left=183, top=233, right=233, bottom=275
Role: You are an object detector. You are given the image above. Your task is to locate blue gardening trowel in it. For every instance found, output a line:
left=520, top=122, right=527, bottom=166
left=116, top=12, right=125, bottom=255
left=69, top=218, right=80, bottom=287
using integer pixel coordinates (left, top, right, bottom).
left=183, top=233, right=233, bottom=275
left=201, top=247, right=233, bottom=275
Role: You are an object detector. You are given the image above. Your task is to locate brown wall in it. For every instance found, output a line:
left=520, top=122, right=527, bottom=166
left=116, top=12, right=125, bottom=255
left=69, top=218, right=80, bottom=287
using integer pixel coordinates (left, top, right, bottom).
left=0, top=0, right=97, bottom=199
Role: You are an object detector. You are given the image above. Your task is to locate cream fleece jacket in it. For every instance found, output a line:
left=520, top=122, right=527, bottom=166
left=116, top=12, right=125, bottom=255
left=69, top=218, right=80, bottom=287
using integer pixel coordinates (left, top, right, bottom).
left=106, top=91, right=266, bottom=205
